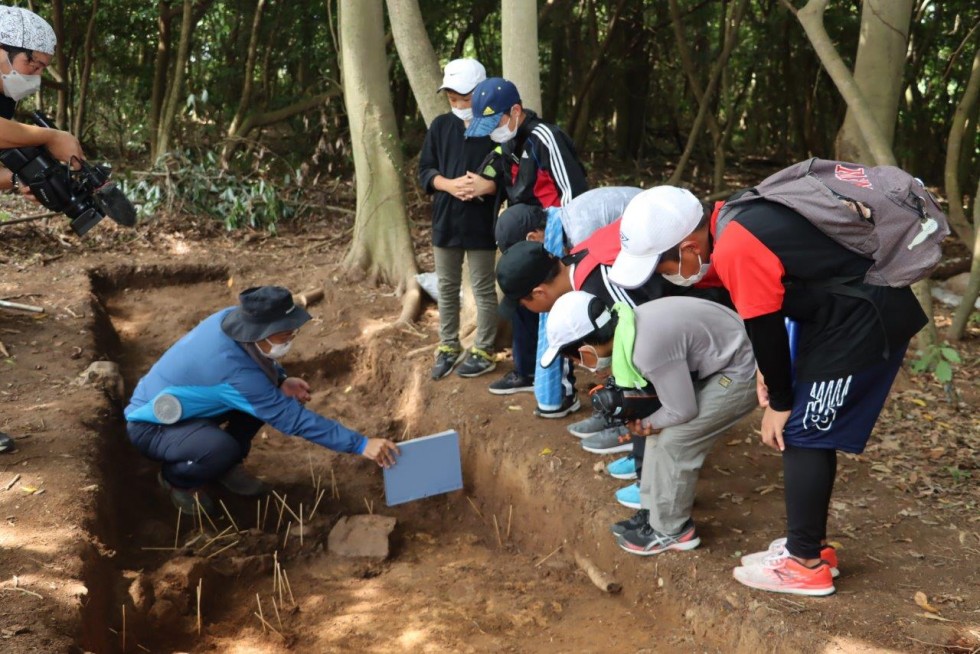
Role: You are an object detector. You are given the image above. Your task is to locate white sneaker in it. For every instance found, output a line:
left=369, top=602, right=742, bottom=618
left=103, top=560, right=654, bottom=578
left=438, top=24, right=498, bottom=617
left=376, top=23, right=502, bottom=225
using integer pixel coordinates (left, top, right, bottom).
left=741, top=537, right=840, bottom=578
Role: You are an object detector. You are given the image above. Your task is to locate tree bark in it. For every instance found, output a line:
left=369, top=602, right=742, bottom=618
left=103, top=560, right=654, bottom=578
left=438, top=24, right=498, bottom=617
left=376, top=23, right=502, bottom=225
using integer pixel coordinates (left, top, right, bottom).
left=501, top=0, right=542, bottom=112
left=385, top=0, right=443, bottom=128
left=834, top=0, right=914, bottom=164
left=789, top=0, right=897, bottom=166
left=149, top=1, right=174, bottom=161
left=73, top=0, right=100, bottom=138
left=667, top=0, right=748, bottom=186
left=227, top=0, right=266, bottom=139
left=340, top=0, right=420, bottom=323
left=156, top=0, right=194, bottom=159
left=566, top=0, right=627, bottom=138
left=943, top=45, right=980, bottom=249
left=949, top=177, right=980, bottom=340
left=788, top=0, right=937, bottom=349
left=50, top=0, right=69, bottom=129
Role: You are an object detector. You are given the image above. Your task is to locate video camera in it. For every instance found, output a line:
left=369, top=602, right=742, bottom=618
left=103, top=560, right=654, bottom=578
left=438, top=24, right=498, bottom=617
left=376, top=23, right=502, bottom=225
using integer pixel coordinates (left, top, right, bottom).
left=0, top=111, right=136, bottom=236
left=589, top=376, right=663, bottom=427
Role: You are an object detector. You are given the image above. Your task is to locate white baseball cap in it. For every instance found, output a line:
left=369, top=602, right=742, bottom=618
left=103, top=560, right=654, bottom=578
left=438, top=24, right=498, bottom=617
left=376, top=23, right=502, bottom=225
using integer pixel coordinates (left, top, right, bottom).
left=0, top=7, right=56, bottom=56
left=608, top=186, right=704, bottom=289
left=540, top=291, right=612, bottom=368
left=437, top=58, right=486, bottom=95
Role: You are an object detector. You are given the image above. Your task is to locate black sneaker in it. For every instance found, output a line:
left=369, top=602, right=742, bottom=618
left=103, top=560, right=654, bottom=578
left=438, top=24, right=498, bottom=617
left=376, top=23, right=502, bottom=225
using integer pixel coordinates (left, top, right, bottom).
left=617, top=519, right=701, bottom=556
left=534, top=395, right=581, bottom=419
left=456, top=348, right=497, bottom=378
left=488, top=370, right=535, bottom=395
left=610, top=509, right=649, bottom=537
left=157, top=471, right=217, bottom=517
left=431, top=345, right=464, bottom=380
left=0, top=432, right=15, bottom=454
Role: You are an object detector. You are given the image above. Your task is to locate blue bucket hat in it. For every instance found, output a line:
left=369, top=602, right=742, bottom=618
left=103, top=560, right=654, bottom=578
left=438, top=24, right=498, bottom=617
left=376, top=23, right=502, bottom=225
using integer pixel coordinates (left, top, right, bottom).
left=465, top=77, right=521, bottom=138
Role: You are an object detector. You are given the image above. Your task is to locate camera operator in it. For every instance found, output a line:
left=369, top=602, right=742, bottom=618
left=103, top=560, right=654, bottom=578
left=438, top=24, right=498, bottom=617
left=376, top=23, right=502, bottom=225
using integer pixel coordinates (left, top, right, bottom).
left=540, top=291, right=757, bottom=556
left=0, top=5, right=84, bottom=196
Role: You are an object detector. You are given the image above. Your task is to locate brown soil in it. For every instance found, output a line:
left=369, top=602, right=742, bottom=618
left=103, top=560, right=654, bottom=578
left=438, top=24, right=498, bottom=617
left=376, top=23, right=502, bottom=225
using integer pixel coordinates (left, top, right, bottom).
left=0, top=213, right=978, bottom=654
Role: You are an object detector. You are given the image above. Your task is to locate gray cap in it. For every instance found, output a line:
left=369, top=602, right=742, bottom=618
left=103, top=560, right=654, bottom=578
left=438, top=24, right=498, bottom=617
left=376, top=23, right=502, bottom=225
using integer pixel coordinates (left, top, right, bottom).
left=0, top=7, right=56, bottom=55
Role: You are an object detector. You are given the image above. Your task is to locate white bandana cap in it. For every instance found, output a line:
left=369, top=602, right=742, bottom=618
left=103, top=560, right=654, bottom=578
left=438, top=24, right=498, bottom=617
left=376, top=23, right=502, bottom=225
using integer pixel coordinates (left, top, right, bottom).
left=0, top=7, right=56, bottom=56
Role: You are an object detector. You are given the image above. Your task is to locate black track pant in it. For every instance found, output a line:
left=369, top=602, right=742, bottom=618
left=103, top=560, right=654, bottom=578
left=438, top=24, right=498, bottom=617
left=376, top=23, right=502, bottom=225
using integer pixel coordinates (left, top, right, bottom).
left=783, top=445, right=837, bottom=559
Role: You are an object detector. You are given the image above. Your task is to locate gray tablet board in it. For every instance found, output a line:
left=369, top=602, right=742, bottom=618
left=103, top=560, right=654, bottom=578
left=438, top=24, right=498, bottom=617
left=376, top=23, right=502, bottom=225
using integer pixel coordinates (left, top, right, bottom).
left=383, top=430, right=463, bottom=506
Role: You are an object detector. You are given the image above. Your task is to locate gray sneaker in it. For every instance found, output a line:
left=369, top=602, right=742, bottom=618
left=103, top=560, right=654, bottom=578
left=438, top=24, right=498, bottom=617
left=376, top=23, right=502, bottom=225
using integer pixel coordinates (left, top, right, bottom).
left=431, top=345, right=464, bottom=380
left=158, top=471, right=217, bottom=516
left=218, top=464, right=269, bottom=497
left=566, top=412, right=609, bottom=439
left=581, top=426, right=632, bottom=454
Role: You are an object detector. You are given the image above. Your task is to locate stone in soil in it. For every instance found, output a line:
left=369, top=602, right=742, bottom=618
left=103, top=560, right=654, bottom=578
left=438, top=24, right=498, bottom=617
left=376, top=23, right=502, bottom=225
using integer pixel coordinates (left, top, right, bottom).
left=328, top=514, right=397, bottom=559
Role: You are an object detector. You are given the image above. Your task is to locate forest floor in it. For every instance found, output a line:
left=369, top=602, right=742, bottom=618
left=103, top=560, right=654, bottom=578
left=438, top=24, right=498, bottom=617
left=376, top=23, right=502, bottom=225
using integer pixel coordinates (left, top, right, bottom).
left=0, top=184, right=978, bottom=654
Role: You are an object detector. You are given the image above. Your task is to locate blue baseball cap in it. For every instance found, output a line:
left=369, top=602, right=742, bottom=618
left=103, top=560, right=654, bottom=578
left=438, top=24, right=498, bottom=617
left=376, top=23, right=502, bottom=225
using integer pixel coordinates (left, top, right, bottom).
left=465, top=77, right=521, bottom=138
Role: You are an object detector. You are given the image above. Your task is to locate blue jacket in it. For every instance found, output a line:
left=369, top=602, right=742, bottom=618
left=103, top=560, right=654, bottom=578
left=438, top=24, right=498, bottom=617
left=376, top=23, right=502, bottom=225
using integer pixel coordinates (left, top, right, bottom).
left=125, top=308, right=367, bottom=454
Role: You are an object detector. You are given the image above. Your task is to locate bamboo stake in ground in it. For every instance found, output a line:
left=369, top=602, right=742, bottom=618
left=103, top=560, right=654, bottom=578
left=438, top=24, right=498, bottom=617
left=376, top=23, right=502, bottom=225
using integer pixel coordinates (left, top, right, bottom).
left=262, top=495, right=271, bottom=531
left=218, top=499, right=240, bottom=532
left=493, top=515, right=503, bottom=548
left=309, top=488, right=326, bottom=520
left=535, top=544, right=563, bottom=567
left=196, top=578, right=202, bottom=635
left=195, top=495, right=205, bottom=535
left=299, top=504, right=304, bottom=547
left=330, top=467, right=339, bottom=499
left=252, top=612, right=284, bottom=639
left=256, top=594, right=267, bottom=634
left=272, top=490, right=301, bottom=522
left=283, top=521, right=292, bottom=549
left=275, top=494, right=287, bottom=532
left=282, top=568, right=296, bottom=605
left=465, top=496, right=482, bottom=518
left=308, top=452, right=316, bottom=488
left=506, top=505, right=513, bottom=540
left=257, top=499, right=261, bottom=531
left=196, top=525, right=234, bottom=555
left=272, top=596, right=283, bottom=629
left=206, top=539, right=240, bottom=559
left=174, top=508, right=182, bottom=550
left=363, top=497, right=373, bottom=515
left=122, top=604, right=126, bottom=651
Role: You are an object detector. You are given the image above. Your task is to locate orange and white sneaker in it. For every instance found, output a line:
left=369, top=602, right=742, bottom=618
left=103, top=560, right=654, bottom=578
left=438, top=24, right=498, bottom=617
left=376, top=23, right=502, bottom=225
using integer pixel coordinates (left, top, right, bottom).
left=740, top=537, right=840, bottom=578
left=733, top=553, right=836, bottom=597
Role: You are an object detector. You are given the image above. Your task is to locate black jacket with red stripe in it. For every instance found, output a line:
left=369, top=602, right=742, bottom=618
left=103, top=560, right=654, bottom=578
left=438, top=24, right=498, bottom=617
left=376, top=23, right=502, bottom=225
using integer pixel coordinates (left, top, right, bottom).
left=488, top=109, right=589, bottom=211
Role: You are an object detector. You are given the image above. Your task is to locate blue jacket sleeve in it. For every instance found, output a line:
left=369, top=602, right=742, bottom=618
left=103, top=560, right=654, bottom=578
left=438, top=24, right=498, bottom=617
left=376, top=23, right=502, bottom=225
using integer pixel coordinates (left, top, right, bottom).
left=222, top=366, right=368, bottom=454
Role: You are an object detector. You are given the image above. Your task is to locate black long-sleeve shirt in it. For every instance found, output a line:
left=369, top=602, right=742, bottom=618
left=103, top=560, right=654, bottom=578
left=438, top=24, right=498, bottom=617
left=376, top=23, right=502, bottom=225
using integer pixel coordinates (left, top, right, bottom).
left=418, top=112, right=498, bottom=250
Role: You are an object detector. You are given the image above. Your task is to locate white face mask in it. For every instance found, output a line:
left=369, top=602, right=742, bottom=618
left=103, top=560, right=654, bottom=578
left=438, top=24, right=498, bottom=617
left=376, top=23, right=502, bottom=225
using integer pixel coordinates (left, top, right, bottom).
left=1, top=52, right=41, bottom=101
left=578, top=345, right=612, bottom=373
left=489, top=113, right=518, bottom=143
left=451, top=106, right=473, bottom=122
left=262, top=338, right=293, bottom=360
left=662, top=248, right=709, bottom=287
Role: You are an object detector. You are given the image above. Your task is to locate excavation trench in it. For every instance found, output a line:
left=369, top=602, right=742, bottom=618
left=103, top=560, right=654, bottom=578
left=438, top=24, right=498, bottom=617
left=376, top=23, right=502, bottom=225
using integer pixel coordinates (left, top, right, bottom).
left=77, top=265, right=792, bottom=653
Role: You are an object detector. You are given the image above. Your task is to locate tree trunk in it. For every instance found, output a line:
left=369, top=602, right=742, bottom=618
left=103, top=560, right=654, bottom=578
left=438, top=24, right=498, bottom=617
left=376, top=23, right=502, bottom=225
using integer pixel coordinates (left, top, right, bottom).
left=949, top=176, right=980, bottom=341
left=385, top=0, right=443, bottom=128
left=667, top=0, right=748, bottom=187
left=149, top=1, right=173, bottom=161
left=50, top=0, right=69, bottom=129
left=501, top=0, right=542, bottom=112
left=788, top=0, right=937, bottom=350
left=834, top=0, right=914, bottom=164
left=226, top=0, right=265, bottom=139
left=73, top=0, right=100, bottom=138
left=222, top=0, right=266, bottom=163
left=155, top=0, right=194, bottom=159
left=567, top=0, right=627, bottom=138
left=340, top=0, right=420, bottom=324
left=943, top=45, right=980, bottom=249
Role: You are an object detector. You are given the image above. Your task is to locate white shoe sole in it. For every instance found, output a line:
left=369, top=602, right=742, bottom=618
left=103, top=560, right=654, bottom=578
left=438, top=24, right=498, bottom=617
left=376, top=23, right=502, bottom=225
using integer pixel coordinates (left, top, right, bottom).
left=740, top=552, right=840, bottom=578
left=618, top=535, right=701, bottom=556
left=488, top=385, right=534, bottom=395
left=609, top=470, right=638, bottom=481
left=582, top=442, right=633, bottom=455
left=616, top=498, right=641, bottom=510
left=457, top=362, right=497, bottom=378
left=732, top=568, right=836, bottom=596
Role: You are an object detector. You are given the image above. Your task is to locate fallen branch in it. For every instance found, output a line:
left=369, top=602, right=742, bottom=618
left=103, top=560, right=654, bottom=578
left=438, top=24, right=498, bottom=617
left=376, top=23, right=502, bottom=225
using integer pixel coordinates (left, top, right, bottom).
left=573, top=551, right=622, bottom=594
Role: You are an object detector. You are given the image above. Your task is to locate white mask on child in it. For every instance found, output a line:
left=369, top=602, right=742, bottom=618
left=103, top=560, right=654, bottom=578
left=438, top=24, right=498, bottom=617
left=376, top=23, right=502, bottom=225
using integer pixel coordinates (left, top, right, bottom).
left=489, top=114, right=518, bottom=143
left=451, top=106, right=473, bottom=122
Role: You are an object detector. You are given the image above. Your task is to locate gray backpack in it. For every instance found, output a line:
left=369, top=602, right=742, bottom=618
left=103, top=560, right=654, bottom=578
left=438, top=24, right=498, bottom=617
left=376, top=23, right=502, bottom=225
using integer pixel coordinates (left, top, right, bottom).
left=717, top=158, right=949, bottom=287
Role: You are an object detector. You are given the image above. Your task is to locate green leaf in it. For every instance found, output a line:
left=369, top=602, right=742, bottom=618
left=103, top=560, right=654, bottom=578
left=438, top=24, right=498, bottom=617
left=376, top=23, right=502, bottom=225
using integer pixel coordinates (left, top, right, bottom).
left=934, top=360, right=952, bottom=383
left=940, top=347, right=961, bottom=363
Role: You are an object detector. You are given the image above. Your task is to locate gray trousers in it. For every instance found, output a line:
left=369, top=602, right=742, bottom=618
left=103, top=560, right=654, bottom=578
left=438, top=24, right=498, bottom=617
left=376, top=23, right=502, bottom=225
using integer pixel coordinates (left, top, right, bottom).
left=640, top=373, right=758, bottom=535
left=433, top=246, right=498, bottom=352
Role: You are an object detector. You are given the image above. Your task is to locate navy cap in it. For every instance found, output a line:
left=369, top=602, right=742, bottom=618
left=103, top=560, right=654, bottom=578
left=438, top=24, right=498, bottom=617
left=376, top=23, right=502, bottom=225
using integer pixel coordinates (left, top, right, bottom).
left=465, top=77, right=521, bottom=138
left=495, top=203, right=547, bottom=253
